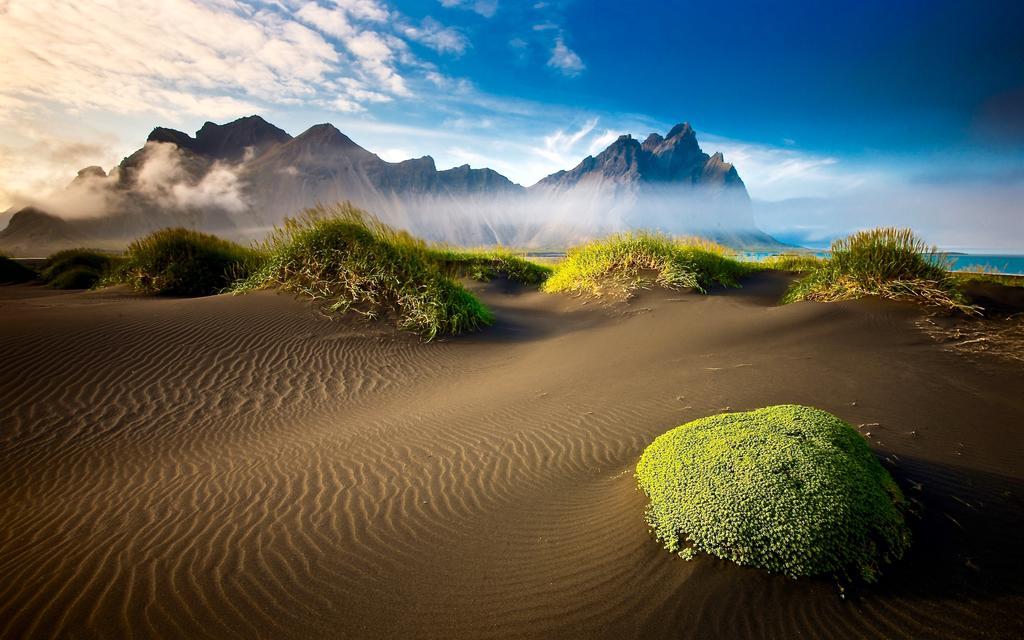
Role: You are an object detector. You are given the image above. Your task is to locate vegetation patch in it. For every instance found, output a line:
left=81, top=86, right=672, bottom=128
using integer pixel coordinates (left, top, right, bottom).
left=541, top=232, right=751, bottom=297
left=757, top=253, right=824, bottom=273
left=41, top=248, right=121, bottom=289
left=951, top=270, right=1024, bottom=290
left=784, top=228, right=978, bottom=313
left=235, top=204, right=494, bottom=339
left=428, top=247, right=552, bottom=285
left=636, top=404, right=911, bottom=583
left=0, top=254, right=37, bottom=284
left=117, top=227, right=262, bottom=296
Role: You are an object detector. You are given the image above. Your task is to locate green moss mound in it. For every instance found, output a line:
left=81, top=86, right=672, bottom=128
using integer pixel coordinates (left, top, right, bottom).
left=785, top=227, right=976, bottom=313
left=636, top=405, right=910, bottom=582
left=41, top=248, right=120, bottom=289
left=542, top=232, right=750, bottom=297
left=236, top=204, right=494, bottom=339
left=120, top=228, right=262, bottom=296
left=0, top=255, right=37, bottom=283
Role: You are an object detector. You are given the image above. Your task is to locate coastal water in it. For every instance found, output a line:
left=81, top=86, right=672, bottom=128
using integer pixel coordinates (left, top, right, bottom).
left=737, top=252, right=1024, bottom=276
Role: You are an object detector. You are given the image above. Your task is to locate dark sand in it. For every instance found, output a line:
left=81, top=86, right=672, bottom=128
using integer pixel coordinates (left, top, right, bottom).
left=1, top=273, right=1022, bottom=639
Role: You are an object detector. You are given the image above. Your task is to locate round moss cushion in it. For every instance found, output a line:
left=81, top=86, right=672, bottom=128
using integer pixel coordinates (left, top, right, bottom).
left=635, top=405, right=910, bottom=582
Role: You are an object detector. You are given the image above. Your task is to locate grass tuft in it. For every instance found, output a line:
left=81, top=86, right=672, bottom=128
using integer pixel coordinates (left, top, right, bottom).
left=784, top=228, right=978, bottom=313
left=428, top=247, right=552, bottom=285
left=0, top=254, right=37, bottom=284
left=757, top=253, right=824, bottom=273
left=541, top=232, right=751, bottom=297
left=636, top=405, right=911, bottom=583
left=235, top=204, right=494, bottom=339
left=41, top=248, right=121, bottom=289
left=117, top=228, right=262, bottom=296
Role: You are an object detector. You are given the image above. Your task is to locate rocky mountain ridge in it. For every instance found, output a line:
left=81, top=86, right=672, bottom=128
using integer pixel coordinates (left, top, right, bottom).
left=0, top=115, right=780, bottom=254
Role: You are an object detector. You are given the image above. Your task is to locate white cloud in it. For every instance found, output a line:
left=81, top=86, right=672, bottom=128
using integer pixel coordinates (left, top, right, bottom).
left=294, top=3, right=354, bottom=39
left=548, top=37, right=584, bottom=76
left=587, top=130, right=619, bottom=155
left=543, top=118, right=598, bottom=156
left=0, top=132, right=120, bottom=211
left=331, top=0, right=389, bottom=22
left=0, top=1, right=334, bottom=120
left=699, top=133, right=880, bottom=200
left=400, top=17, right=469, bottom=55
left=439, top=0, right=498, bottom=18
left=330, top=97, right=367, bottom=112
left=377, top=148, right=414, bottom=162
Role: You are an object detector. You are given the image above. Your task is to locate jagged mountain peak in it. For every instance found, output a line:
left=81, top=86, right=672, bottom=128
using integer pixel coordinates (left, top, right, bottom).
left=536, top=121, right=743, bottom=194
left=192, top=115, right=291, bottom=161
left=641, top=133, right=664, bottom=151
left=665, top=122, right=695, bottom=140
left=145, top=115, right=291, bottom=163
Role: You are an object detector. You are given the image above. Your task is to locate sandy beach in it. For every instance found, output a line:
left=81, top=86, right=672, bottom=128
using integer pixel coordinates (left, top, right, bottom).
left=1, top=273, right=1023, bottom=639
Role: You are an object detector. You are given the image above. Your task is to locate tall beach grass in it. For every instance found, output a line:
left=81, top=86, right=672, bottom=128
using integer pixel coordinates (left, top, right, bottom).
left=784, top=227, right=979, bottom=313
left=41, top=248, right=122, bottom=289
left=542, top=232, right=751, bottom=297
left=116, top=227, right=263, bottom=296
left=235, top=204, right=495, bottom=339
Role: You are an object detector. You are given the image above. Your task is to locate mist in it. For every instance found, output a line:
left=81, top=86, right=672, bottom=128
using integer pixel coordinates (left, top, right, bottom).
left=8, top=140, right=1022, bottom=255
left=241, top=181, right=773, bottom=250
left=754, top=179, right=1024, bottom=252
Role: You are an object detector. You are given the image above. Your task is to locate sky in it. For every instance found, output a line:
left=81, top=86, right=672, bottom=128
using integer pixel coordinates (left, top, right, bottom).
left=1, top=0, right=1022, bottom=250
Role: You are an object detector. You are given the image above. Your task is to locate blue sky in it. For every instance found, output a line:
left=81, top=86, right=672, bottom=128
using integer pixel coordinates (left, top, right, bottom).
left=1, top=0, right=1022, bottom=248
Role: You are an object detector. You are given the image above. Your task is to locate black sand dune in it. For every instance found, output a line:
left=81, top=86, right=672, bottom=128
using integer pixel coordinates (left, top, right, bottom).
left=1, top=273, right=1022, bottom=639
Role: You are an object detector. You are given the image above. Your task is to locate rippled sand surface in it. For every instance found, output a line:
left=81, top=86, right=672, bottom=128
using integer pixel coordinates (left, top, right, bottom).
left=2, top=275, right=1022, bottom=639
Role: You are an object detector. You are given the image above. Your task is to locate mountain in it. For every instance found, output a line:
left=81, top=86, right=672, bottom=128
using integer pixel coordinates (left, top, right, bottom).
left=241, top=123, right=523, bottom=231
left=535, top=123, right=745, bottom=194
left=532, top=123, right=774, bottom=246
left=148, top=115, right=292, bottom=162
left=0, top=116, right=783, bottom=254
left=0, top=207, right=90, bottom=256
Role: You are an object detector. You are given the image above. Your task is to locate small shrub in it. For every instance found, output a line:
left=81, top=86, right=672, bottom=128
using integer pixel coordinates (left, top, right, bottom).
left=119, top=228, right=262, bottom=296
left=236, top=204, right=493, bottom=339
left=0, top=255, right=37, bottom=283
left=636, top=405, right=911, bottom=583
left=784, top=228, right=977, bottom=312
left=41, top=248, right=120, bottom=289
left=542, top=232, right=750, bottom=297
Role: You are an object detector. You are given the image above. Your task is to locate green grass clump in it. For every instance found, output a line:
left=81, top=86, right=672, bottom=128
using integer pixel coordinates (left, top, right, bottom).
left=428, top=247, right=552, bottom=284
left=784, top=228, right=977, bottom=312
left=118, top=228, right=262, bottom=296
left=41, top=248, right=121, bottom=289
left=636, top=405, right=911, bottom=583
left=542, top=232, right=750, bottom=297
left=236, top=204, right=493, bottom=339
left=0, top=254, right=37, bottom=283
left=758, top=253, right=824, bottom=273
